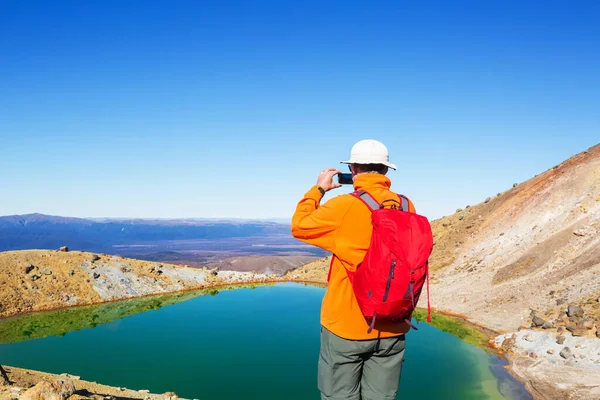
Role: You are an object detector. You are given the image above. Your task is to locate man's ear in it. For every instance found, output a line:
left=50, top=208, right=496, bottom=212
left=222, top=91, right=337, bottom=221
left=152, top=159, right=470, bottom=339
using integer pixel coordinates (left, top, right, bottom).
left=383, top=166, right=389, bottom=175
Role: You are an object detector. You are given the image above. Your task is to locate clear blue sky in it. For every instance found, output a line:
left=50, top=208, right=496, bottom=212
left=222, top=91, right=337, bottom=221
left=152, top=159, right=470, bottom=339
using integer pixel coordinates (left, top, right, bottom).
left=1, top=1, right=599, bottom=221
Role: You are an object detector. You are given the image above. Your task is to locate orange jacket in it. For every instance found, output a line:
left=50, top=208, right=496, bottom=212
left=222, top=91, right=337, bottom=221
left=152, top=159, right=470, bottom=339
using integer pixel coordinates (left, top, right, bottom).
left=291, top=173, right=416, bottom=340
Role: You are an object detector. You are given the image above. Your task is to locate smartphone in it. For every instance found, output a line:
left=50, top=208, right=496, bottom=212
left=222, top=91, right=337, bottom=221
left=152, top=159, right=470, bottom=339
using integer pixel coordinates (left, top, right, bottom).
left=337, top=173, right=353, bottom=185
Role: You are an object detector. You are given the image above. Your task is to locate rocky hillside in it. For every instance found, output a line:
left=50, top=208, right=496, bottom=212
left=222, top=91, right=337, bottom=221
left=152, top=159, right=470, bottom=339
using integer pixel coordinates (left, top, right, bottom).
left=284, top=257, right=330, bottom=282
left=428, top=144, right=600, bottom=333
left=0, top=249, right=274, bottom=318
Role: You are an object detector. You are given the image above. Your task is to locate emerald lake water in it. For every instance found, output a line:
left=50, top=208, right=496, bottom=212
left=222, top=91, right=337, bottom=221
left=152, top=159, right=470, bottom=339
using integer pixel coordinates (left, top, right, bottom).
left=0, top=283, right=530, bottom=399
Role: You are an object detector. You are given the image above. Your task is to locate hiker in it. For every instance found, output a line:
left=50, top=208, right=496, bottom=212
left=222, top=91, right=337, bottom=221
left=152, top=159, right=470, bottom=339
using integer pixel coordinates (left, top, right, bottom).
left=291, top=139, right=432, bottom=400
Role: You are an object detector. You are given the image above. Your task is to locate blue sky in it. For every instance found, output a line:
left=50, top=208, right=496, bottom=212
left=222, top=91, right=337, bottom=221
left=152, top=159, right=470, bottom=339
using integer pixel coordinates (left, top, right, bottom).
left=1, top=0, right=599, bottom=220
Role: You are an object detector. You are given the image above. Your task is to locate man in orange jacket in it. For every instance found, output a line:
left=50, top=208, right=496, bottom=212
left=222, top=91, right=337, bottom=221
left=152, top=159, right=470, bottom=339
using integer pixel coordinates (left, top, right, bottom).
left=292, top=139, right=416, bottom=400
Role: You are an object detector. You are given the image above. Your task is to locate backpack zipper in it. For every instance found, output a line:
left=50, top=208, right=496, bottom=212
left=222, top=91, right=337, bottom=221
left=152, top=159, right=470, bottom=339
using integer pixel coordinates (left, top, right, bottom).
left=409, top=269, right=415, bottom=308
left=382, top=260, right=396, bottom=302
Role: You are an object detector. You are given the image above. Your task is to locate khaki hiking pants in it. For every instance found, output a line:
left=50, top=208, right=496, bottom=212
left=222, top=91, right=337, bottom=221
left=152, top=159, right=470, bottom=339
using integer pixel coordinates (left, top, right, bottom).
left=318, top=326, right=406, bottom=400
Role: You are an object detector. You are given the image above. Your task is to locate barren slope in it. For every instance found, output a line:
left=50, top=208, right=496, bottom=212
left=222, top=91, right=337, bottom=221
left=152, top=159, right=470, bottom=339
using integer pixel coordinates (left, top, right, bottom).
left=0, top=250, right=271, bottom=318
left=428, top=144, right=600, bottom=332
left=284, top=257, right=330, bottom=282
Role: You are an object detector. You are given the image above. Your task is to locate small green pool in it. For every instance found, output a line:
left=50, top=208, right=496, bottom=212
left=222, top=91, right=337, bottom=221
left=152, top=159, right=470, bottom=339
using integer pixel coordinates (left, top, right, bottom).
left=0, top=283, right=530, bottom=399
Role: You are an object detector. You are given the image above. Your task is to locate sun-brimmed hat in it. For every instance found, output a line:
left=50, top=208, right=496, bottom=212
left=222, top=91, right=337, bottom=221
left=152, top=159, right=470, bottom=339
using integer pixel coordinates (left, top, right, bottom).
left=341, top=139, right=397, bottom=170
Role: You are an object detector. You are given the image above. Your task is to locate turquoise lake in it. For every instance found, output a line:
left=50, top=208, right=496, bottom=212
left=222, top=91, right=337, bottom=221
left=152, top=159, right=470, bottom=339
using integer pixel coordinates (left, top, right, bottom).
left=0, top=283, right=530, bottom=399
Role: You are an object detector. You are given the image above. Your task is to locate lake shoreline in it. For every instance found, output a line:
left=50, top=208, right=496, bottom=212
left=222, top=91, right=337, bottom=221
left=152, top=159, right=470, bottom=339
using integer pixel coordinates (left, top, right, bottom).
left=0, top=248, right=592, bottom=400
left=1, top=278, right=532, bottom=400
left=0, top=276, right=294, bottom=320
left=1, top=282, right=525, bottom=400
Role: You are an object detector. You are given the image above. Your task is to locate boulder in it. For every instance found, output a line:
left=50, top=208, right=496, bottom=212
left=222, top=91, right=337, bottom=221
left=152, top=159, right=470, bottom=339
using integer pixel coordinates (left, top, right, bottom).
left=542, top=321, right=555, bottom=329
left=484, top=197, right=491, bottom=203
left=21, top=378, right=75, bottom=400
left=501, top=334, right=517, bottom=351
left=569, top=316, right=584, bottom=326
left=567, top=304, right=584, bottom=318
left=93, top=273, right=100, bottom=279
left=556, top=335, right=566, bottom=345
left=532, top=316, right=545, bottom=327
left=24, top=264, right=35, bottom=274
left=566, top=322, right=577, bottom=332
left=583, top=320, right=594, bottom=330
left=40, top=268, right=52, bottom=276
left=91, top=255, right=101, bottom=262
left=572, top=329, right=586, bottom=337
left=30, top=274, right=41, bottom=281
left=58, top=246, right=69, bottom=252
left=547, top=349, right=555, bottom=355
left=560, top=347, right=573, bottom=359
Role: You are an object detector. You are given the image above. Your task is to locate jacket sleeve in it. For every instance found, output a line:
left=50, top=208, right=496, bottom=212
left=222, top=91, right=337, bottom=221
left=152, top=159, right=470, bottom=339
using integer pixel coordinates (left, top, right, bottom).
left=291, top=185, right=345, bottom=254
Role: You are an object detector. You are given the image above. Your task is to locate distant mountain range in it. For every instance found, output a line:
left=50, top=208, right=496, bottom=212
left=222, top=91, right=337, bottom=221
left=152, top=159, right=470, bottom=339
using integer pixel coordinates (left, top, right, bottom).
left=0, top=213, right=291, bottom=253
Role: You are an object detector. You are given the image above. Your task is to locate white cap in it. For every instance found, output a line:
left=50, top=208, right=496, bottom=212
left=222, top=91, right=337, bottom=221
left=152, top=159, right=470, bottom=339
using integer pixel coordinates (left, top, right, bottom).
left=341, top=139, right=397, bottom=170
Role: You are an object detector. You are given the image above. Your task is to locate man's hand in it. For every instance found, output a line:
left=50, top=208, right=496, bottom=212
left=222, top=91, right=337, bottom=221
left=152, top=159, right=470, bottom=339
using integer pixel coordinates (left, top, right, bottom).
left=317, top=168, right=343, bottom=193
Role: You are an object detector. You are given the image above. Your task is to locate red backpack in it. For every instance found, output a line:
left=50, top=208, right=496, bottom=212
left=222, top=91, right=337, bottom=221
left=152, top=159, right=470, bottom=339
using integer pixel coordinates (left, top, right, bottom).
left=329, top=190, right=434, bottom=333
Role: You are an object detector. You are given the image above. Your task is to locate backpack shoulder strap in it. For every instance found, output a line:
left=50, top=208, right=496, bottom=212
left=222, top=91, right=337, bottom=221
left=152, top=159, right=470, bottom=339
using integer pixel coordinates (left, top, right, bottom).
left=352, top=190, right=409, bottom=211
left=398, top=194, right=409, bottom=212
left=351, top=190, right=380, bottom=211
